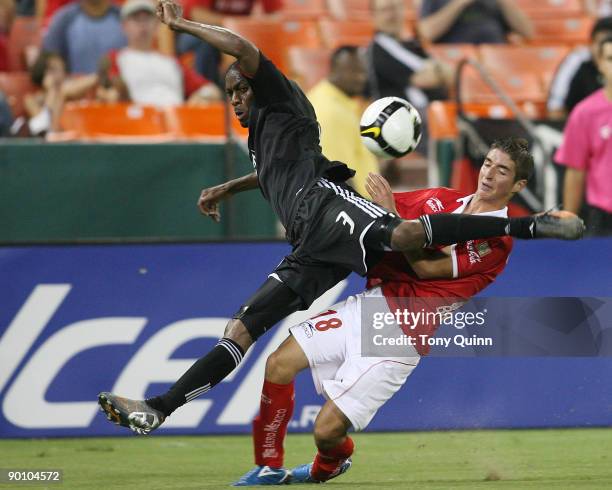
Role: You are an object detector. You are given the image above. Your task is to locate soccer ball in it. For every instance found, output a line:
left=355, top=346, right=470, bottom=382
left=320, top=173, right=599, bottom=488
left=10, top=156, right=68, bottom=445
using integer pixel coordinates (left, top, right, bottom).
left=360, top=97, right=422, bottom=158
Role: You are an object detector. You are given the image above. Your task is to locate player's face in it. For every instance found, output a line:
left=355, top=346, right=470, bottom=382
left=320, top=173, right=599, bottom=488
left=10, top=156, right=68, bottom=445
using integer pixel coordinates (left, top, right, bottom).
left=225, top=69, right=254, bottom=128
left=597, top=41, right=612, bottom=85
left=477, top=149, right=526, bottom=203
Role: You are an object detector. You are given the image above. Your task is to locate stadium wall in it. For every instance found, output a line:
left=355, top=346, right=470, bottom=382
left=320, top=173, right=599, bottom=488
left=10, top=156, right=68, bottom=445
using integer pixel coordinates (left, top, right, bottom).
left=0, top=239, right=611, bottom=438
left=0, top=142, right=276, bottom=242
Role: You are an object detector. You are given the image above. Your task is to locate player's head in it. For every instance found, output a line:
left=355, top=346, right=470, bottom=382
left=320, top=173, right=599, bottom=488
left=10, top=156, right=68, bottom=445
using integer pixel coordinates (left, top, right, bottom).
left=597, top=35, right=612, bottom=84
left=225, top=61, right=254, bottom=128
left=590, top=16, right=612, bottom=58
left=477, top=138, right=533, bottom=204
left=371, top=0, right=405, bottom=39
left=121, top=0, right=158, bottom=50
left=328, top=45, right=367, bottom=97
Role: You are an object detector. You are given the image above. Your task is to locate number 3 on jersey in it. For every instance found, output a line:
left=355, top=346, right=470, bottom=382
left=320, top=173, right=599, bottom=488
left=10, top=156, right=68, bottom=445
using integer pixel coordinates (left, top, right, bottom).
left=336, top=211, right=355, bottom=235
left=311, top=309, right=343, bottom=332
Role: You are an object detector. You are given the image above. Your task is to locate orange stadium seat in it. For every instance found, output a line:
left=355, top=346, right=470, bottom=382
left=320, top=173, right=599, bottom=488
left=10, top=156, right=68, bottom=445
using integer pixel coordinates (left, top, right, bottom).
left=427, top=44, right=479, bottom=67
left=222, top=19, right=320, bottom=72
left=281, top=0, right=328, bottom=20
left=459, top=65, right=545, bottom=104
left=287, top=46, right=332, bottom=91
left=479, top=45, right=570, bottom=77
left=166, top=104, right=248, bottom=139
left=428, top=101, right=458, bottom=140
left=530, top=17, right=593, bottom=45
left=318, top=19, right=375, bottom=48
left=514, top=0, right=584, bottom=18
left=329, top=0, right=417, bottom=21
left=7, top=16, right=41, bottom=71
left=60, top=103, right=169, bottom=139
left=0, top=71, right=35, bottom=117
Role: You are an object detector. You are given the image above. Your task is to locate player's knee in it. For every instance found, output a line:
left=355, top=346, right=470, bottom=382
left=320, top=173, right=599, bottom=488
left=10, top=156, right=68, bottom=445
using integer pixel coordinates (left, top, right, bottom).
left=264, top=349, right=296, bottom=384
left=390, top=219, right=425, bottom=251
left=223, top=319, right=254, bottom=352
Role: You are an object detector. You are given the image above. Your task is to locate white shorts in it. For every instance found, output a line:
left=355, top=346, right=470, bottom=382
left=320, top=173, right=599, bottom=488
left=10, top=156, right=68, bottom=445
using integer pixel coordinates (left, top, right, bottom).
left=289, top=287, right=420, bottom=431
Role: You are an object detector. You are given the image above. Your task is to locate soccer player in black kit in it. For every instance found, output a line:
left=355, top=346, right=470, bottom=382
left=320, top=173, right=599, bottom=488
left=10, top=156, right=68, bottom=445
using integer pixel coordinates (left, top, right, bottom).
left=98, top=0, right=584, bottom=436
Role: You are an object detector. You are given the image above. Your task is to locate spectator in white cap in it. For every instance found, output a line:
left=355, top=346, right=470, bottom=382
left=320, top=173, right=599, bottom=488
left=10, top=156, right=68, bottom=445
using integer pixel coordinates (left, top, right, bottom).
left=100, top=0, right=221, bottom=107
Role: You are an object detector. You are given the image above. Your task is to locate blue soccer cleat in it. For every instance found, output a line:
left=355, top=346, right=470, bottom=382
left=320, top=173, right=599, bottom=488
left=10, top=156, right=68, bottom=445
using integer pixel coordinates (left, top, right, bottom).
left=232, top=465, right=291, bottom=486
left=289, top=458, right=352, bottom=484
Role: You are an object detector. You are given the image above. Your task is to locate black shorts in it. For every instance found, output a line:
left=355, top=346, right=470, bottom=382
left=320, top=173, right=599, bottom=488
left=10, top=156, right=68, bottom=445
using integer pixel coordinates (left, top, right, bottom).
left=273, top=178, right=400, bottom=308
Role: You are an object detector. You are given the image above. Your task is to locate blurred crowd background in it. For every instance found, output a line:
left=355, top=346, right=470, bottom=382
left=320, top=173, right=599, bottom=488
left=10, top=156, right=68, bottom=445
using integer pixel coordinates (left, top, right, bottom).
left=1, top=0, right=611, bottom=238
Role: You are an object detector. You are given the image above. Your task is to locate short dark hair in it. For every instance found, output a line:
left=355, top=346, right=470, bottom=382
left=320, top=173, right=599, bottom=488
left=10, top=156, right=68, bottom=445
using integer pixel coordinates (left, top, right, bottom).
left=225, top=60, right=242, bottom=78
left=30, top=51, right=63, bottom=87
left=490, top=137, right=534, bottom=182
left=330, top=45, right=360, bottom=69
left=592, top=16, right=612, bottom=40
left=598, top=34, right=612, bottom=56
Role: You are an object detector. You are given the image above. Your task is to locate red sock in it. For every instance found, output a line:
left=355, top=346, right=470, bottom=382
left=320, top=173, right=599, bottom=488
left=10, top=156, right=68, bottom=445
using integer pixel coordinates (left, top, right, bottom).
left=252, top=380, right=295, bottom=468
left=311, top=436, right=354, bottom=482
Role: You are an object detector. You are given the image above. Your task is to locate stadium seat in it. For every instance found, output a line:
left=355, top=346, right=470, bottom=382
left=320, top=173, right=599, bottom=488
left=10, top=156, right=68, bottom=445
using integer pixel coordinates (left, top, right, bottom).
left=427, top=44, right=479, bottom=68
left=7, top=16, right=41, bottom=71
left=530, top=17, right=593, bottom=45
left=459, top=66, right=545, bottom=104
left=0, top=71, right=35, bottom=118
left=166, top=104, right=247, bottom=140
left=222, top=18, right=320, bottom=72
left=514, top=0, right=584, bottom=18
left=287, top=46, right=332, bottom=91
left=280, top=0, right=328, bottom=20
left=428, top=101, right=458, bottom=140
left=328, top=0, right=417, bottom=21
left=479, top=45, right=570, bottom=78
left=59, top=102, right=169, bottom=140
left=318, top=19, right=375, bottom=48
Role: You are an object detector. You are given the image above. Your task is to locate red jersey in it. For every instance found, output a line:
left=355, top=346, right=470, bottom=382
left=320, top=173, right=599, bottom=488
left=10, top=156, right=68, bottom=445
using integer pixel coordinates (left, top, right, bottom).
left=366, top=187, right=513, bottom=354
left=183, top=0, right=282, bottom=19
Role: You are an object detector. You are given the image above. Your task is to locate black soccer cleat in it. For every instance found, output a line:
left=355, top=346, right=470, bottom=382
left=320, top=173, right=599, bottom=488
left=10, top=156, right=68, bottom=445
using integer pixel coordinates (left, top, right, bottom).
left=533, top=213, right=585, bottom=240
left=98, top=392, right=165, bottom=435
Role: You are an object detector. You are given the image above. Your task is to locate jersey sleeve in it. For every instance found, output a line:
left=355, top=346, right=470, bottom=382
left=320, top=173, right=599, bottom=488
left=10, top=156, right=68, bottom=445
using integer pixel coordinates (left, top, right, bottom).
left=246, top=53, right=294, bottom=107
left=180, top=60, right=209, bottom=97
left=554, top=103, right=590, bottom=170
left=452, top=237, right=512, bottom=279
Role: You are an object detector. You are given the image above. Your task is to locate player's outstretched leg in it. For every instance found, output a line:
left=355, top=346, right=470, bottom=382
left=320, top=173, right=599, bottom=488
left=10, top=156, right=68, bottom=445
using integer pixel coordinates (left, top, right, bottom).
left=233, top=336, right=308, bottom=486
left=98, top=277, right=304, bottom=435
left=289, top=401, right=353, bottom=484
left=387, top=211, right=585, bottom=252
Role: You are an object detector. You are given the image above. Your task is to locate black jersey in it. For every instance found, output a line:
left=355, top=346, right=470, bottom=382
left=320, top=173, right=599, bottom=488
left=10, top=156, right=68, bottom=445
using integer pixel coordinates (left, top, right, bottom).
left=245, top=53, right=354, bottom=234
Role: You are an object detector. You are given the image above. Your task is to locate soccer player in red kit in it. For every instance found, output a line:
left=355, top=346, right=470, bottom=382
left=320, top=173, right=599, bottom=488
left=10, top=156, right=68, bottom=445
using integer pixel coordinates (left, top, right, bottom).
left=233, top=138, right=560, bottom=485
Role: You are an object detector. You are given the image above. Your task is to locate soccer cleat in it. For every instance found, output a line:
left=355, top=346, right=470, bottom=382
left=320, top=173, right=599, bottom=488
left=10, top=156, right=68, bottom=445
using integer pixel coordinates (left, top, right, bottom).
left=98, top=392, right=165, bottom=435
left=289, top=458, right=352, bottom=484
left=533, top=213, right=585, bottom=240
left=232, top=466, right=291, bottom=486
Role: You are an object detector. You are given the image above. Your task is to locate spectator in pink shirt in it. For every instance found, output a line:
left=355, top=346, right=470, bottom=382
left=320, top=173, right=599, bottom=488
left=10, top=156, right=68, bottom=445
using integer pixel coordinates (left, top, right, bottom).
left=555, top=35, right=612, bottom=236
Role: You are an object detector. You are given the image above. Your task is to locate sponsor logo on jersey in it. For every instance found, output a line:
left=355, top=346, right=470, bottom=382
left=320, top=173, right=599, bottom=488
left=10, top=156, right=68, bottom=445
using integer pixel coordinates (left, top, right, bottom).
left=426, top=198, right=444, bottom=213
left=466, top=241, right=482, bottom=265
left=300, top=321, right=314, bottom=338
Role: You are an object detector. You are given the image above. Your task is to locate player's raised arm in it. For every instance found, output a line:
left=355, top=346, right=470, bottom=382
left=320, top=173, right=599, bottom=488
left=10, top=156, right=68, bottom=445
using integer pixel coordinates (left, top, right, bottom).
left=156, top=0, right=260, bottom=76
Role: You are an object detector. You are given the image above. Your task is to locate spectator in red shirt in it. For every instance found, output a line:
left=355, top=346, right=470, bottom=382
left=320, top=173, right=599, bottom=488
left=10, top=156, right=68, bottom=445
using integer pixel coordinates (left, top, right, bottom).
left=176, top=0, right=283, bottom=86
left=0, top=0, right=15, bottom=70
left=102, top=0, right=221, bottom=106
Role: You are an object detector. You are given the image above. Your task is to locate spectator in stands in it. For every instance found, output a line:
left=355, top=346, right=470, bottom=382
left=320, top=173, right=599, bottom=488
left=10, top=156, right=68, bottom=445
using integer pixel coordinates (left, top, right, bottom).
left=24, top=51, right=103, bottom=135
left=418, top=0, right=533, bottom=45
left=555, top=36, right=612, bottom=237
left=42, top=0, right=126, bottom=74
left=0, top=0, right=14, bottom=70
left=39, top=0, right=77, bottom=27
left=585, top=0, right=612, bottom=17
left=308, top=46, right=379, bottom=197
left=176, top=0, right=282, bottom=86
left=547, top=17, right=612, bottom=120
left=100, top=0, right=220, bottom=107
left=0, top=89, right=13, bottom=136
left=368, top=0, right=452, bottom=154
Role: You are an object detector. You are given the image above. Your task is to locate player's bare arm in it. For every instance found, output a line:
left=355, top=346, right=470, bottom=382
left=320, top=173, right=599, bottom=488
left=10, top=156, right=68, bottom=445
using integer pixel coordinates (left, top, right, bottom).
left=156, top=0, right=260, bottom=75
left=198, top=172, right=258, bottom=222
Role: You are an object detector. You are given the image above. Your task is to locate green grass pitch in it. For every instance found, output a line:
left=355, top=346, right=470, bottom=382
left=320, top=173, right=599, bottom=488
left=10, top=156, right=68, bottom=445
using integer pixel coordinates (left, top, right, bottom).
left=2, top=429, right=612, bottom=489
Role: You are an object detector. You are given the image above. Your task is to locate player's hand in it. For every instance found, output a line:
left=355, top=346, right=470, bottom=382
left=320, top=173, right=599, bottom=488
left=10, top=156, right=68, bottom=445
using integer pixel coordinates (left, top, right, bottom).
left=366, top=173, right=398, bottom=214
left=197, top=184, right=230, bottom=222
left=157, top=0, right=183, bottom=30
